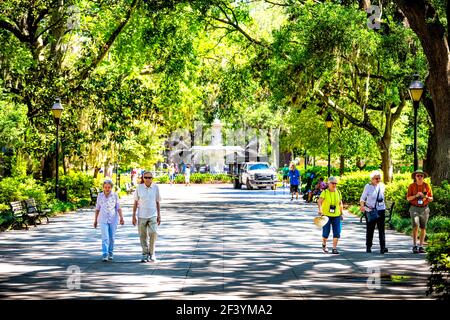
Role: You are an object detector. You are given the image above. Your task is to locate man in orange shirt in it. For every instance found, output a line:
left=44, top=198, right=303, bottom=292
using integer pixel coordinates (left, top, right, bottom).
left=406, top=170, right=433, bottom=254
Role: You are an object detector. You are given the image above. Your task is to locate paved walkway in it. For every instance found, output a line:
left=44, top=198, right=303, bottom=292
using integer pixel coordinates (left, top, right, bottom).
left=0, top=184, right=431, bottom=299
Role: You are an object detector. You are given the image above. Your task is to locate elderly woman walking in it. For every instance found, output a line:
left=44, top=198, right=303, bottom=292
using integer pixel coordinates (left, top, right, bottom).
left=94, top=180, right=124, bottom=261
left=317, top=176, right=344, bottom=254
left=360, top=171, right=388, bottom=254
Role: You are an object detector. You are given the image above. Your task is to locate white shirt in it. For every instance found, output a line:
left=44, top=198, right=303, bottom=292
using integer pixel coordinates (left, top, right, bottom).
left=185, top=167, right=191, bottom=176
left=134, top=183, right=161, bottom=218
left=96, top=192, right=121, bottom=224
left=360, top=183, right=386, bottom=211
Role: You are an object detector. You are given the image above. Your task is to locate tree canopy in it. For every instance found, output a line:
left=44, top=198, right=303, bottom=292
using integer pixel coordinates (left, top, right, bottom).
left=0, top=0, right=448, bottom=184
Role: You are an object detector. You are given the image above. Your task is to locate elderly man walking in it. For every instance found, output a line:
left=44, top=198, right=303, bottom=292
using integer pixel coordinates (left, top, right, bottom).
left=132, top=171, right=162, bottom=263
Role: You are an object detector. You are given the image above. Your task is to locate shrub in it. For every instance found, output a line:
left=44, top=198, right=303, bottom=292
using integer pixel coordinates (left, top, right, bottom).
left=190, top=173, right=207, bottom=183
left=427, top=216, right=450, bottom=235
left=210, top=173, right=232, bottom=183
left=57, top=171, right=95, bottom=201
left=338, top=171, right=372, bottom=205
left=0, top=177, right=48, bottom=207
left=385, top=178, right=411, bottom=217
left=426, top=232, right=450, bottom=300
left=175, top=174, right=185, bottom=184
left=156, top=175, right=169, bottom=184
left=429, top=181, right=450, bottom=217
left=49, top=199, right=78, bottom=213
left=390, top=214, right=413, bottom=235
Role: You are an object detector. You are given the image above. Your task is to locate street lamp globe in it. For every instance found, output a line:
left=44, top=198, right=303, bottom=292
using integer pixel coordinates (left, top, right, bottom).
left=325, top=112, right=333, bottom=129
left=408, top=74, right=424, bottom=102
left=52, top=98, right=64, bottom=120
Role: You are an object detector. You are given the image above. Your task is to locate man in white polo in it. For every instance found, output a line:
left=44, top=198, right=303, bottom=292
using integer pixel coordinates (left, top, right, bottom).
left=132, top=171, right=161, bottom=263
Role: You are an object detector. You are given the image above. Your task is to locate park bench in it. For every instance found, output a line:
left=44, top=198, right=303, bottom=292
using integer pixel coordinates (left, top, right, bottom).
left=23, top=198, right=51, bottom=225
left=9, top=201, right=29, bottom=230
left=90, top=187, right=99, bottom=205
left=360, top=201, right=395, bottom=229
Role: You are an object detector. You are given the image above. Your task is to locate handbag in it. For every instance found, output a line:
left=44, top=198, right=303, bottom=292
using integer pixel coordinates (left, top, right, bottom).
left=366, top=187, right=380, bottom=223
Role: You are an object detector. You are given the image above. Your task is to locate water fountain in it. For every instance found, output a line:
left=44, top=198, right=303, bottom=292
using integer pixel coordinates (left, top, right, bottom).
left=190, top=118, right=244, bottom=173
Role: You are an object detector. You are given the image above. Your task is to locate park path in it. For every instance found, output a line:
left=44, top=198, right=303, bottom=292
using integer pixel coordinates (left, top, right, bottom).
left=0, top=184, right=431, bottom=299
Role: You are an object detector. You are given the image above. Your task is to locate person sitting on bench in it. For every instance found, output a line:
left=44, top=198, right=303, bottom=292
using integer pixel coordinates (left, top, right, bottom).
left=308, top=177, right=327, bottom=203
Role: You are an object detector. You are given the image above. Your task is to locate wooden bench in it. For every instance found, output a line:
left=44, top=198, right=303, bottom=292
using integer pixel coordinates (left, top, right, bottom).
left=23, top=198, right=51, bottom=225
left=360, top=201, right=396, bottom=228
left=90, top=187, right=99, bottom=205
left=9, top=201, right=29, bottom=230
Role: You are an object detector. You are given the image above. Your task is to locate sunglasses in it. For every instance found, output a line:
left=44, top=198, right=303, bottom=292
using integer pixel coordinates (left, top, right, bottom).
left=373, top=177, right=381, bottom=180
left=143, top=176, right=153, bottom=179
left=330, top=182, right=337, bottom=185
left=416, top=175, right=424, bottom=178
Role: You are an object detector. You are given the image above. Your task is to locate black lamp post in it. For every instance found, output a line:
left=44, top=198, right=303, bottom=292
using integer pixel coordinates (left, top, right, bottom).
left=51, top=98, right=63, bottom=199
left=325, top=112, right=333, bottom=177
left=408, top=74, right=424, bottom=171
left=304, top=149, right=307, bottom=171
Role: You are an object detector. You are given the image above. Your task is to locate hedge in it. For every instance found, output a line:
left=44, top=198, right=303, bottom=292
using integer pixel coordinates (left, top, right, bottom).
left=426, top=232, right=450, bottom=300
left=0, top=171, right=95, bottom=229
left=0, top=177, right=49, bottom=212
left=154, top=173, right=232, bottom=184
left=45, top=171, right=95, bottom=202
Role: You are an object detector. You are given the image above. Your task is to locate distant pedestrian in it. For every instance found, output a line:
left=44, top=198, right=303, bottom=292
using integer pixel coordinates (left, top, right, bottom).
left=131, top=168, right=138, bottom=186
left=132, top=172, right=162, bottom=263
left=185, top=164, right=191, bottom=186
left=360, top=171, right=388, bottom=254
left=317, top=176, right=343, bottom=254
left=288, top=163, right=300, bottom=201
left=169, top=163, right=176, bottom=185
left=406, top=170, right=433, bottom=254
left=282, top=164, right=289, bottom=188
left=94, top=180, right=124, bottom=262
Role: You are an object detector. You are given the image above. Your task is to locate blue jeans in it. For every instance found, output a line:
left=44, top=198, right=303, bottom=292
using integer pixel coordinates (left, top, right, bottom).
left=100, top=221, right=118, bottom=257
left=322, top=216, right=341, bottom=239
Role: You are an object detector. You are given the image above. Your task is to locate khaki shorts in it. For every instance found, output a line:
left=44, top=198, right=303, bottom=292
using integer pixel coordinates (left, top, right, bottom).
left=409, top=206, right=430, bottom=229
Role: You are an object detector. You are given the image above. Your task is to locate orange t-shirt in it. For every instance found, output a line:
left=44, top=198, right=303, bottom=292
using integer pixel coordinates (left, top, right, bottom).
left=407, top=182, right=433, bottom=207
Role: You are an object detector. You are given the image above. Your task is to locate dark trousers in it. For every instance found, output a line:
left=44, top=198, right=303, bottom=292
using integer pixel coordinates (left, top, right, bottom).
left=366, top=210, right=386, bottom=249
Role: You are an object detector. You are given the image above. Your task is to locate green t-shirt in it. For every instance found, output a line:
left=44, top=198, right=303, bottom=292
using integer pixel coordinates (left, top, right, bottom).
left=282, top=167, right=289, bottom=175
left=319, top=189, right=342, bottom=217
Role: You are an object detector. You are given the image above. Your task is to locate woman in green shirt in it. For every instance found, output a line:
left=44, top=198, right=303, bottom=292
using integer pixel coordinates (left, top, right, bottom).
left=317, top=176, right=344, bottom=254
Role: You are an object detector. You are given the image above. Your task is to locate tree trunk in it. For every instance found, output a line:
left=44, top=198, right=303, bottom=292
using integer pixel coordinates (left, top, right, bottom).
left=359, top=0, right=371, bottom=10
left=42, top=153, right=56, bottom=181
left=62, top=155, right=67, bottom=175
left=94, top=167, right=100, bottom=179
left=355, top=157, right=365, bottom=170
left=339, top=155, right=345, bottom=176
left=378, top=140, right=393, bottom=184
left=396, top=0, right=450, bottom=184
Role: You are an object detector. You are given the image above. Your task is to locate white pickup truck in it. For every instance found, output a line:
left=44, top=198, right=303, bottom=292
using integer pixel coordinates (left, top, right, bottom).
left=232, top=162, right=277, bottom=190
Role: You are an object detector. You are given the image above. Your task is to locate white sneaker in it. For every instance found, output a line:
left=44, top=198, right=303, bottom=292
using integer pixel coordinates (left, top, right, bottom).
left=102, top=255, right=108, bottom=262
left=108, top=254, right=114, bottom=261
left=141, top=254, right=148, bottom=263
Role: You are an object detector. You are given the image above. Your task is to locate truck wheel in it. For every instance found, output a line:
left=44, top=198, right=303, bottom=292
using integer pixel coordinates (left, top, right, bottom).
left=246, top=179, right=253, bottom=190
